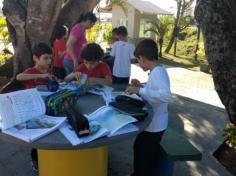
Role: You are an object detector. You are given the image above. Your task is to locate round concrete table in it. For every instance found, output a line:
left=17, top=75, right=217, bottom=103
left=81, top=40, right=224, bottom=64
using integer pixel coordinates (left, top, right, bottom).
left=0, top=85, right=152, bottom=176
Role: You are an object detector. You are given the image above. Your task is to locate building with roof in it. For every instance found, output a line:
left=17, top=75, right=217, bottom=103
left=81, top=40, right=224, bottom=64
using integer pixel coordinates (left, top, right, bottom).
left=110, top=0, right=172, bottom=42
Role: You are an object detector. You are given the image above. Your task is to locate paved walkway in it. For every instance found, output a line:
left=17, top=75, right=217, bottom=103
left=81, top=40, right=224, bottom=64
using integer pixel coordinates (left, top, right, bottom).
left=0, top=65, right=232, bottom=176
left=131, top=64, right=223, bottom=108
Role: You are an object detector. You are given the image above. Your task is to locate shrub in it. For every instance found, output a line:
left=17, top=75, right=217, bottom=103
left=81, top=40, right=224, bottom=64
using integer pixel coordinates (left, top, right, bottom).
left=0, top=16, right=12, bottom=65
left=103, top=23, right=112, bottom=43
left=0, top=16, right=10, bottom=45
left=86, top=22, right=112, bottom=44
left=224, top=123, right=236, bottom=149
left=163, top=26, right=206, bottom=61
left=0, top=53, right=12, bottom=65
left=86, top=23, right=101, bottom=42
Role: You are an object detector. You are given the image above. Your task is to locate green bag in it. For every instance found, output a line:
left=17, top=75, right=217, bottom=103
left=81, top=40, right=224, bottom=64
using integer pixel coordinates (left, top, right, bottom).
left=45, top=89, right=77, bottom=116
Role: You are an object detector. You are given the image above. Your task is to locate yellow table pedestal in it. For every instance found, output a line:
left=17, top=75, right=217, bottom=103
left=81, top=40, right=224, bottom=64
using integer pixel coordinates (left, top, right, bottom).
left=38, top=146, right=108, bottom=176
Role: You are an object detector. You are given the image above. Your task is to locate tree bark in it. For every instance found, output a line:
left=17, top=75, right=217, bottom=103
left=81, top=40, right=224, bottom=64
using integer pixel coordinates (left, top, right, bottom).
left=26, top=0, right=64, bottom=44
left=6, top=20, right=17, bottom=48
left=195, top=0, right=236, bottom=124
left=3, top=0, right=31, bottom=75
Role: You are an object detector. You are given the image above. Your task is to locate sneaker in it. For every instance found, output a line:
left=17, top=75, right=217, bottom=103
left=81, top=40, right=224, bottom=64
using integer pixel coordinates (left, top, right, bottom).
left=31, top=160, right=38, bottom=172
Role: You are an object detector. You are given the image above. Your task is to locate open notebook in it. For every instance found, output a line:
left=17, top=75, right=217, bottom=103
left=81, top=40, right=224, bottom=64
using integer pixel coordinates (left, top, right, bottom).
left=0, top=88, right=66, bottom=142
left=60, top=106, right=139, bottom=145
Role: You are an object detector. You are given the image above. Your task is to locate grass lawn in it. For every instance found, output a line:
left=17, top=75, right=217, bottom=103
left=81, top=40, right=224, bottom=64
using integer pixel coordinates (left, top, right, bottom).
left=159, top=53, right=209, bottom=72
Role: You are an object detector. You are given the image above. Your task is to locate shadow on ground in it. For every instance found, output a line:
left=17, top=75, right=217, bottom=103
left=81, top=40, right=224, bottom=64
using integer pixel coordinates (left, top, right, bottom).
left=108, top=94, right=229, bottom=176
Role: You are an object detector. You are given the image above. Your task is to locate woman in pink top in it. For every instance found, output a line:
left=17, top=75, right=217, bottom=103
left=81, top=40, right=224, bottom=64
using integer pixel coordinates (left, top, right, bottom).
left=63, top=12, right=97, bottom=74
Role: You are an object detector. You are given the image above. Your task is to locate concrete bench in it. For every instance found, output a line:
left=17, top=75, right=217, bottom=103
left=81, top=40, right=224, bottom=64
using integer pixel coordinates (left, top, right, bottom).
left=158, top=128, right=202, bottom=176
left=160, top=128, right=202, bottom=161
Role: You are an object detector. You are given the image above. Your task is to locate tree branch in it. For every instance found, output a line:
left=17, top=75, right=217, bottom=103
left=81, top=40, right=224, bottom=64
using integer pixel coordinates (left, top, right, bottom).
left=185, top=0, right=194, bottom=9
left=2, top=0, right=26, bottom=30
left=56, top=0, right=100, bottom=29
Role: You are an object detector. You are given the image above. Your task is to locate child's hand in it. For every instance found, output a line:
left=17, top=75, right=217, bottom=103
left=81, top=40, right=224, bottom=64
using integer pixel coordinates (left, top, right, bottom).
left=125, top=86, right=140, bottom=95
left=73, top=72, right=82, bottom=81
left=40, top=73, right=50, bottom=79
left=88, top=77, right=95, bottom=86
left=131, top=79, right=142, bottom=87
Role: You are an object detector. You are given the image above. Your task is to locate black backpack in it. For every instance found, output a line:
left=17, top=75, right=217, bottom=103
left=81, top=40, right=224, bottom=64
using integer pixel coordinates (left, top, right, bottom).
left=109, top=95, right=148, bottom=121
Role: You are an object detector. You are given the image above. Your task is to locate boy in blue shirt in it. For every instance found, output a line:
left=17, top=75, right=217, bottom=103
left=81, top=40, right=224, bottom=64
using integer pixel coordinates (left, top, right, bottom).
left=126, top=39, right=172, bottom=176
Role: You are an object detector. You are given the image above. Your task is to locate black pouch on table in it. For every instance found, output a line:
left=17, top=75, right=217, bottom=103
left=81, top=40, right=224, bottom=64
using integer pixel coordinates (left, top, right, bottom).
left=115, top=95, right=145, bottom=108
left=62, top=97, right=90, bottom=137
left=109, top=95, right=148, bottom=121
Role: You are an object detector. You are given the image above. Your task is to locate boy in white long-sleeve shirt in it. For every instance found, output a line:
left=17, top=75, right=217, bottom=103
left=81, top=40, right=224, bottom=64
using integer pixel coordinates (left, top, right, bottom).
left=126, top=39, right=172, bottom=176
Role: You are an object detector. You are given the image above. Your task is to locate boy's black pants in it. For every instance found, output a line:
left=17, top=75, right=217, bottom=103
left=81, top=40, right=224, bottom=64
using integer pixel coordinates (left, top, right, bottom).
left=31, top=148, right=38, bottom=163
left=112, top=75, right=129, bottom=84
left=132, top=130, right=164, bottom=176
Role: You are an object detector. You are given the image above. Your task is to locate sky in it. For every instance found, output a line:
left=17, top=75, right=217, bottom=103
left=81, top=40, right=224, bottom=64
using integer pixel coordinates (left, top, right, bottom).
left=139, top=0, right=197, bottom=13
left=143, top=0, right=177, bottom=13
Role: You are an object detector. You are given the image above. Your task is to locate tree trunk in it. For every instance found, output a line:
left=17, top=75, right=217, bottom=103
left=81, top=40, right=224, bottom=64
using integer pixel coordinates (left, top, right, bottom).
left=180, top=0, right=186, bottom=17
left=194, top=26, right=200, bottom=61
left=174, top=38, right=177, bottom=56
left=3, top=0, right=64, bottom=76
left=26, top=0, right=64, bottom=44
left=165, top=0, right=182, bottom=53
left=2, top=0, right=99, bottom=76
left=159, top=38, right=163, bottom=57
left=195, top=0, right=236, bottom=124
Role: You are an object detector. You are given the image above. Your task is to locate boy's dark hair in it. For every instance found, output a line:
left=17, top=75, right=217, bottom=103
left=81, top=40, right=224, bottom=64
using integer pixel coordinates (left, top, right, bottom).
left=32, top=42, right=52, bottom=58
left=117, top=26, right=128, bottom=36
left=134, top=39, right=159, bottom=61
left=54, top=25, right=68, bottom=40
left=112, top=27, right=119, bottom=34
left=77, top=12, right=97, bottom=23
left=80, top=43, right=104, bottom=61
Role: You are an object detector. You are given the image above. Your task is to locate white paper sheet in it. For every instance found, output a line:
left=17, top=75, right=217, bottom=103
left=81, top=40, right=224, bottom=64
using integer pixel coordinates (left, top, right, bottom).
left=0, top=89, right=45, bottom=130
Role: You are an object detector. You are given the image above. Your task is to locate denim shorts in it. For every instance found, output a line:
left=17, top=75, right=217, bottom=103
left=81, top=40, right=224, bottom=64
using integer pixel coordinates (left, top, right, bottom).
left=63, top=58, right=73, bottom=75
